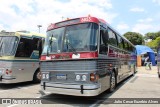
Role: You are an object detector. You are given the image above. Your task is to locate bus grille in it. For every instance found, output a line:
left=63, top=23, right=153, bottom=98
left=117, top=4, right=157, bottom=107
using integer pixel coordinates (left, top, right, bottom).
left=40, top=60, right=97, bottom=83
left=40, top=60, right=97, bottom=71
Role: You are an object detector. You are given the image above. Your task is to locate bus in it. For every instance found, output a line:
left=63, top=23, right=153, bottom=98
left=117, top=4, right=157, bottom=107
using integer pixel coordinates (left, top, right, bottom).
left=0, top=31, right=45, bottom=83
left=157, top=43, right=160, bottom=78
left=40, top=16, right=137, bottom=96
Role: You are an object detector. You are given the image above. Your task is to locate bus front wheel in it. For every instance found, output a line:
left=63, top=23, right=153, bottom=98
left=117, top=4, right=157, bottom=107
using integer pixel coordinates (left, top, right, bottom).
left=109, top=71, right=116, bottom=92
left=33, top=69, right=41, bottom=83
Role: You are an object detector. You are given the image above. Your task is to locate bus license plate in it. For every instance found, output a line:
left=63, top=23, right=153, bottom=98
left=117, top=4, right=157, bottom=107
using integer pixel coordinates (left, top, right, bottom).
left=56, top=74, right=66, bottom=80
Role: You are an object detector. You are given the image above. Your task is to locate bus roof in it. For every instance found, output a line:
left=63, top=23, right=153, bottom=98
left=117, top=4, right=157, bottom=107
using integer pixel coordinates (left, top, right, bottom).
left=0, top=31, right=45, bottom=38
left=47, top=16, right=100, bottom=31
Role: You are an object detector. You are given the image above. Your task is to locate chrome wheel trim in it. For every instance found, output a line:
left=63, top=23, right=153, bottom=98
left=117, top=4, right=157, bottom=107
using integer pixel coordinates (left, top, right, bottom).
left=37, top=71, right=41, bottom=80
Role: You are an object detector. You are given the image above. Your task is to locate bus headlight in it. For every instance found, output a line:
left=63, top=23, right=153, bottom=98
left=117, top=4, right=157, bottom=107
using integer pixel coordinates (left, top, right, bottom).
left=0, top=70, right=2, bottom=76
left=46, top=74, right=49, bottom=79
left=42, top=73, right=49, bottom=80
left=75, top=75, right=81, bottom=81
left=82, top=75, right=87, bottom=81
left=42, top=74, right=46, bottom=79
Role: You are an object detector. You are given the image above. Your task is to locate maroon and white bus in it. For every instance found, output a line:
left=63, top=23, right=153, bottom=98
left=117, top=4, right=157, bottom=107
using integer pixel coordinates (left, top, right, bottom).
left=157, top=44, right=160, bottom=77
left=40, top=16, right=137, bottom=96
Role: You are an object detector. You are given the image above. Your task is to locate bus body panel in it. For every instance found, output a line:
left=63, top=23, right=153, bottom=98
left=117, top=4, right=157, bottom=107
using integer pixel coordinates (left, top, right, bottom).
left=157, top=46, right=160, bottom=75
left=40, top=54, right=135, bottom=96
left=0, top=60, right=39, bottom=83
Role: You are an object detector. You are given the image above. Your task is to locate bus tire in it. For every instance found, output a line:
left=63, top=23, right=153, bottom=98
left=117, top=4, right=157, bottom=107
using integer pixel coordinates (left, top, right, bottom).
left=33, top=68, right=41, bottom=83
left=109, top=71, right=116, bottom=92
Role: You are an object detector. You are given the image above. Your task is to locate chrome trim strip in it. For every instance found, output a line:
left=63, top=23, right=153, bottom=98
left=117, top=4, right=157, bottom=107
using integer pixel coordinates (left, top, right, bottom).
left=42, top=69, right=98, bottom=72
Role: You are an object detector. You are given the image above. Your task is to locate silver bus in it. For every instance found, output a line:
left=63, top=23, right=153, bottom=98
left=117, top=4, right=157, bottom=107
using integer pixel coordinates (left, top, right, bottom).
left=0, top=31, right=45, bottom=83
left=157, top=44, right=160, bottom=77
left=40, top=16, right=137, bottom=96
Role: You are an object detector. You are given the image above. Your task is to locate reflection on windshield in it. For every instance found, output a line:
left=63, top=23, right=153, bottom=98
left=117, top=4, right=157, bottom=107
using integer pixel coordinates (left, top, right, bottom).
left=0, top=36, right=19, bottom=56
left=42, top=23, right=98, bottom=54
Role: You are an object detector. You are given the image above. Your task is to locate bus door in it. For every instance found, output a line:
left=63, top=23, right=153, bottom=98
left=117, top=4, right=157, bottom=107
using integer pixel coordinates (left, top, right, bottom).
left=99, top=27, right=110, bottom=90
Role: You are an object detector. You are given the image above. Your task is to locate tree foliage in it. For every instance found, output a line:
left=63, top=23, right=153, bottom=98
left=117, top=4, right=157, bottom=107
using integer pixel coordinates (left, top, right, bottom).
left=146, top=37, right=160, bottom=49
left=123, top=32, right=144, bottom=45
left=145, top=31, right=160, bottom=49
left=144, top=31, right=160, bottom=40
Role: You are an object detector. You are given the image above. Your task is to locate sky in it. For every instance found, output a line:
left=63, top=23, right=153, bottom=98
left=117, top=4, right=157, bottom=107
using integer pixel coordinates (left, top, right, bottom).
left=0, top=0, right=160, bottom=35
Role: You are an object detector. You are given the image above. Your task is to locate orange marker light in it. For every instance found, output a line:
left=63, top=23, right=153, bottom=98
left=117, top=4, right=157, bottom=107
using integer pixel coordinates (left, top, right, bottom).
left=90, top=73, right=99, bottom=82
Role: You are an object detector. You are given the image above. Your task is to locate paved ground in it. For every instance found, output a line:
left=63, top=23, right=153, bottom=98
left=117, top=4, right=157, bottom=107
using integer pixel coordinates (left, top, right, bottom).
left=0, top=66, right=160, bottom=107
left=99, top=66, right=160, bottom=107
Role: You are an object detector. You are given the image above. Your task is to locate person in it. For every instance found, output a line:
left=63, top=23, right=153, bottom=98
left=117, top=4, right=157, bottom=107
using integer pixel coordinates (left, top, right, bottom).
left=144, top=56, right=149, bottom=65
left=144, top=56, right=151, bottom=70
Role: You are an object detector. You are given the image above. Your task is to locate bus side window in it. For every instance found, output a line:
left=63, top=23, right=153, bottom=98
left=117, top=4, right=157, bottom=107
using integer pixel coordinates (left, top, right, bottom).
left=108, top=28, right=118, bottom=46
left=117, top=35, right=124, bottom=49
left=15, top=41, right=26, bottom=57
left=30, top=38, right=42, bottom=59
left=124, top=40, right=129, bottom=51
left=99, top=29, right=108, bottom=54
left=16, top=38, right=34, bottom=58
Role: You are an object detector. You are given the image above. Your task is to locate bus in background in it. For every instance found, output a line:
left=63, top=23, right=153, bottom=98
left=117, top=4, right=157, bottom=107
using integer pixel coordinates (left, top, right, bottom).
left=40, top=16, right=137, bottom=96
left=157, top=43, right=160, bottom=78
left=0, top=31, right=45, bottom=83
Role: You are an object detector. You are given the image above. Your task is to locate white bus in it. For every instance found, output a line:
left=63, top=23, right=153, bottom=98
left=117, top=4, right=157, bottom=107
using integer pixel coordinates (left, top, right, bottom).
left=0, top=31, right=45, bottom=83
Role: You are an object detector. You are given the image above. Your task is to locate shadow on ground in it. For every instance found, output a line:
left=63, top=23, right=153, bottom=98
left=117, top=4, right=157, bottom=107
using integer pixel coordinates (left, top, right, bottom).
left=0, top=81, right=39, bottom=90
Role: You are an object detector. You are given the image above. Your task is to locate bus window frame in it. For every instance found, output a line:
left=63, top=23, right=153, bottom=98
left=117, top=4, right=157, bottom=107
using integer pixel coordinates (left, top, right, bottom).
left=15, top=36, right=44, bottom=58
left=107, top=27, right=118, bottom=47
left=0, top=36, right=19, bottom=56
left=99, top=26, right=108, bottom=55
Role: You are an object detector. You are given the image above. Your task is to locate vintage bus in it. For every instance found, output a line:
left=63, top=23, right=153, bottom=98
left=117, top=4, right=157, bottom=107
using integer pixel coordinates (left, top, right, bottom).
left=0, top=31, right=45, bottom=83
left=157, top=44, right=160, bottom=78
left=40, top=16, right=137, bottom=96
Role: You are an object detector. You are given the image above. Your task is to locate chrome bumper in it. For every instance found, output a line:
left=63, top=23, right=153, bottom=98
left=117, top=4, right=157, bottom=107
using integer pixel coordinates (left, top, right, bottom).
left=41, top=82, right=101, bottom=96
left=0, top=76, right=16, bottom=83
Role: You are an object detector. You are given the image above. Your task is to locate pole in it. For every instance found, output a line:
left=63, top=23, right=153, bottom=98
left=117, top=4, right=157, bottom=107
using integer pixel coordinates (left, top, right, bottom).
left=37, top=25, right=42, bottom=33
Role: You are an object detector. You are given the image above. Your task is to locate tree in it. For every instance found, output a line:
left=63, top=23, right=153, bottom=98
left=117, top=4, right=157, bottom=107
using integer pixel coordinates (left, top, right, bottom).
left=144, top=31, right=160, bottom=40
left=123, top=32, right=144, bottom=45
left=146, top=37, right=160, bottom=49
left=144, top=31, right=160, bottom=50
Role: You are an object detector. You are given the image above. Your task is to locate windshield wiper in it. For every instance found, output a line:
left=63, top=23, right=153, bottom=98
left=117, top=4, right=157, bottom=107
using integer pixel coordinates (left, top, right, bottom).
left=47, top=35, right=54, bottom=56
left=66, top=41, right=77, bottom=55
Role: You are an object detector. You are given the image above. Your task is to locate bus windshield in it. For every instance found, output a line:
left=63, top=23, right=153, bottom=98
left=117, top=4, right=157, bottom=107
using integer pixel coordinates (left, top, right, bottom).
left=43, top=23, right=98, bottom=54
left=0, top=36, right=19, bottom=56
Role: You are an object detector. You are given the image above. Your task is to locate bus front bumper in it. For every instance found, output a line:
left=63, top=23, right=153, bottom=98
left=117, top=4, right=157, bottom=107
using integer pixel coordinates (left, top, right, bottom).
left=41, top=82, right=101, bottom=96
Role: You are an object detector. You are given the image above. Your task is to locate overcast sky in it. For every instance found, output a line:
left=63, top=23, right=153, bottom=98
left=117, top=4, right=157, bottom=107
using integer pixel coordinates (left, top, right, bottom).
left=0, top=0, right=160, bottom=35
